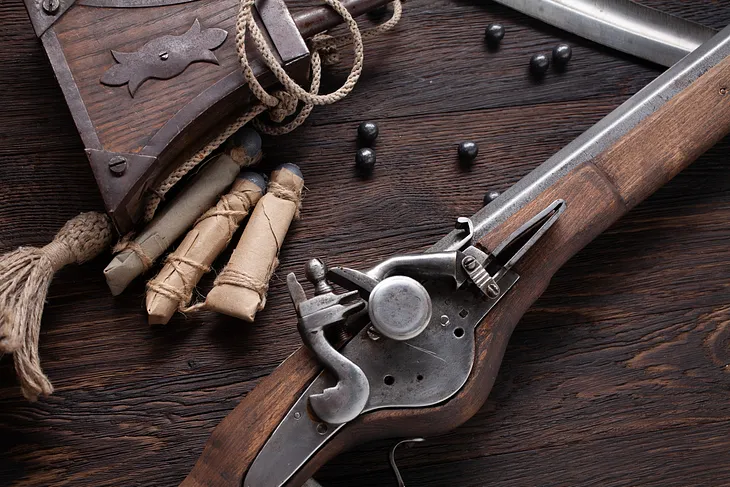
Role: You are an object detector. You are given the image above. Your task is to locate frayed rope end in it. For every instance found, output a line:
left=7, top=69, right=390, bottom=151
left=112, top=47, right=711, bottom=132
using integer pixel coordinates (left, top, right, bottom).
left=0, top=212, right=113, bottom=401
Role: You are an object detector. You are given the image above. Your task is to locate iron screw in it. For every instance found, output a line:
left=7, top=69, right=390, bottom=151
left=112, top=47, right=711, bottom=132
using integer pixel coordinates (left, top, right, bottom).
left=108, top=156, right=127, bottom=176
left=530, top=53, right=550, bottom=77
left=159, top=51, right=169, bottom=61
left=487, top=282, right=500, bottom=298
left=366, top=326, right=381, bottom=341
left=42, top=0, right=60, bottom=15
left=440, top=315, right=450, bottom=327
left=463, top=256, right=478, bottom=271
left=484, top=23, right=505, bottom=47
left=721, top=87, right=728, bottom=96
left=293, top=411, right=301, bottom=420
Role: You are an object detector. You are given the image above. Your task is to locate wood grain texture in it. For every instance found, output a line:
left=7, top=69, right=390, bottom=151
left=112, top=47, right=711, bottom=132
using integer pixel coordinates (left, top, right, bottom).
left=594, top=53, right=730, bottom=208
left=184, top=161, right=629, bottom=487
left=2, top=0, right=730, bottom=486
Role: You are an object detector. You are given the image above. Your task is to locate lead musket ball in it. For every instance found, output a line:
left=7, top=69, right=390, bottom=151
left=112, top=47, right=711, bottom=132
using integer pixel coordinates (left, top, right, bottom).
left=530, top=53, right=550, bottom=76
left=483, top=190, right=500, bottom=206
left=356, top=147, right=377, bottom=173
left=552, top=43, right=573, bottom=67
left=458, top=141, right=479, bottom=165
left=484, top=23, right=505, bottom=46
left=357, top=121, right=379, bottom=145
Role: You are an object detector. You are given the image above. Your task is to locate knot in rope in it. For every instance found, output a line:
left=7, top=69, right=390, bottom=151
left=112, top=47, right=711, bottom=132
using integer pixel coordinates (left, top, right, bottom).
left=47, top=212, right=114, bottom=269
left=194, top=189, right=258, bottom=236
left=213, top=263, right=276, bottom=311
left=311, top=34, right=340, bottom=66
left=268, top=91, right=300, bottom=123
left=113, top=234, right=154, bottom=272
left=268, top=181, right=303, bottom=219
left=147, top=254, right=210, bottom=313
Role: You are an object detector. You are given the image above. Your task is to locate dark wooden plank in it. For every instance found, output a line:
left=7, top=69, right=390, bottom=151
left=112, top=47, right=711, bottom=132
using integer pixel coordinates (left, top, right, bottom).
left=335, top=421, right=730, bottom=486
left=1, top=0, right=730, bottom=486
left=0, top=3, right=80, bottom=158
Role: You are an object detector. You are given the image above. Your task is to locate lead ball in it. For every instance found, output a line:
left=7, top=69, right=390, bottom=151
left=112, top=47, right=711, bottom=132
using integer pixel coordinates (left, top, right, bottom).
left=530, top=53, right=550, bottom=76
left=552, top=43, right=573, bottom=67
left=356, top=147, right=376, bottom=173
left=484, top=23, right=505, bottom=46
left=458, top=141, right=479, bottom=165
left=357, top=121, right=379, bottom=145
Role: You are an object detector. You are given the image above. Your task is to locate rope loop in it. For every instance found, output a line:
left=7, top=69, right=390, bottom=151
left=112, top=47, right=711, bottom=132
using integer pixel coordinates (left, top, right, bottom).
left=268, top=91, right=299, bottom=123
left=236, top=0, right=365, bottom=108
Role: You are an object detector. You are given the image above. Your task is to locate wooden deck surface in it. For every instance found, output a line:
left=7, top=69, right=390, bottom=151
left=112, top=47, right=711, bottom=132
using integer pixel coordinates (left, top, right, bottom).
left=2, top=0, right=730, bottom=485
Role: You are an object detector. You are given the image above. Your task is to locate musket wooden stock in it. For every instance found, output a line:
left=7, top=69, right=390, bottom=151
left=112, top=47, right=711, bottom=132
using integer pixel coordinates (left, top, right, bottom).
left=183, top=40, right=730, bottom=487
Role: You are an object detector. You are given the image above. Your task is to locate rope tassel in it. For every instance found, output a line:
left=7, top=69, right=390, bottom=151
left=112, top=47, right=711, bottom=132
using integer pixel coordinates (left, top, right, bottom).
left=0, top=212, right=113, bottom=400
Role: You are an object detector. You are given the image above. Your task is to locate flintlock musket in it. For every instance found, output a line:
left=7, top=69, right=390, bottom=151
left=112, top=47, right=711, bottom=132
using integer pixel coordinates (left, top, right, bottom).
left=23, top=0, right=390, bottom=232
left=181, top=22, right=730, bottom=487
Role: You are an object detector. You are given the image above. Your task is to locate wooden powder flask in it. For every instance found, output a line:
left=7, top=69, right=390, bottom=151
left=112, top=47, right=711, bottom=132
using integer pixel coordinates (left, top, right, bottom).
left=24, top=0, right=391, bottom=233
left=181, top=25, right=730, bottom=487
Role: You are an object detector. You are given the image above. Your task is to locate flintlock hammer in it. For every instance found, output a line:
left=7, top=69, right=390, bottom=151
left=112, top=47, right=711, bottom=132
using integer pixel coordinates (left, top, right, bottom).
left=181, top=20, right=730, bottom=487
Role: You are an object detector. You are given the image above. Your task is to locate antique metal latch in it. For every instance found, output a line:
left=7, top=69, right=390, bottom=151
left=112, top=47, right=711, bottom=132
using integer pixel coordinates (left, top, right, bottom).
left=245, top=199, right=565, bottom=487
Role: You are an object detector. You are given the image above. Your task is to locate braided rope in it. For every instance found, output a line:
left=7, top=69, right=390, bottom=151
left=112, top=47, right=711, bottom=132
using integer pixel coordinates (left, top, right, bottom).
left=236, top=0, right=364, bottom=107
left=0, top=1, right=402, bottom=402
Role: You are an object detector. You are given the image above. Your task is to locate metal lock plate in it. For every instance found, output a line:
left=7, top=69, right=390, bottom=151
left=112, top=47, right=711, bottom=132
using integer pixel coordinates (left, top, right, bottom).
left=244, top=270, right=519, bottom=487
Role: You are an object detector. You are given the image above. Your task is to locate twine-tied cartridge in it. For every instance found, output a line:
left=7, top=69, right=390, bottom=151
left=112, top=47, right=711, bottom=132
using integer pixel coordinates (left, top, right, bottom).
left=205, top=163, right=304, bottom=322
left=145, top=172, right=267, bottom=325
left=104, top=129, right=263, bottom=296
